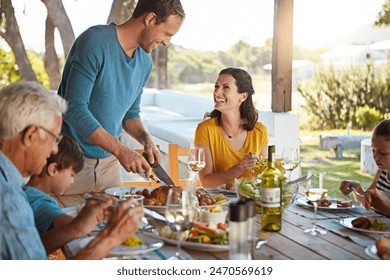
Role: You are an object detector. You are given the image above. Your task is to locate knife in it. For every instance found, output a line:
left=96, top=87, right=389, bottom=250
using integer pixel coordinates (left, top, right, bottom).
left=149, top=174, right=167, bottom=186
left=142, top=152, right=175, bottom=186
left=143, top=207, right=167, bottom=223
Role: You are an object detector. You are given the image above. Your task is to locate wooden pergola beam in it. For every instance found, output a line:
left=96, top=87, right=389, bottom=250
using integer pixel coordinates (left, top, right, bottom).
left=272, top=0, right=294, bottom=112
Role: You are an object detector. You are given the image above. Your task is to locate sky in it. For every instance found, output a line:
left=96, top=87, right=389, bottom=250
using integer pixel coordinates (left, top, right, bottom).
left=7, top=0, right=387, bottom=53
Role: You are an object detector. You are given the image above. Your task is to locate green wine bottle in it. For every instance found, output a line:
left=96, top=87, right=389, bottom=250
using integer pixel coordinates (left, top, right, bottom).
left=260, top=145, right=283, bottom=231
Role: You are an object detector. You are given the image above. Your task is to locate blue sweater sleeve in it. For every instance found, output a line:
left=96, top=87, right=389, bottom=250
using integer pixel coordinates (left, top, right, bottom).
left=62, top=30, right=104, bottom=138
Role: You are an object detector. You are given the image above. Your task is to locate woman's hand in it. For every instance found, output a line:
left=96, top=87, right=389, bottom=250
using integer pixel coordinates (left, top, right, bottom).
left=238, top=153, right=259, bottom=173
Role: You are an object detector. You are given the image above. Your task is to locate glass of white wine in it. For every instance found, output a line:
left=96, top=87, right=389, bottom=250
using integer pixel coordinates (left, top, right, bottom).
left=165, top=188, right=193, bottom=260
left=281, top=147, right=299, bottom=180
left=304, top=187, right=327, bottom=236
left=187, top=146, right=206, bottom=179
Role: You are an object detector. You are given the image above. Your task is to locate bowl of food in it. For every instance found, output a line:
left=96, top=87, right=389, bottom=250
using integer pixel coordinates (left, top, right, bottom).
left=200, top=205, right=228, bottom=225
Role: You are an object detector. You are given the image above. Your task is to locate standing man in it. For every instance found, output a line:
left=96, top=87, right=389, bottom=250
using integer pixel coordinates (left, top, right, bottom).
left=58, top=0, right=185, bottom=194
left=0, top=81, right=143, bottom=260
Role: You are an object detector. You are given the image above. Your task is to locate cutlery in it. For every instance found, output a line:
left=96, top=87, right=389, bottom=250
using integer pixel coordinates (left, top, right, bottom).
left=143, top=207, right=167, bottom=223
left=350, top=185, right=365, bottom=198
left=255, top=239, right=268, bottom=250
left=142, top=152, right=175, bottom=186
left=149, top=174, right=167, bottom=186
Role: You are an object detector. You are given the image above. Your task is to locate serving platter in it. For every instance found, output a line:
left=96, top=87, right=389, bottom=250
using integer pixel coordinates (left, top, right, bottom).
left=106, top=186, right=230, bottom=212
left=339, top=217, right=390, bottom=235
left=296, top=197, right=361, bottom=210
left=78, top=233, right=164, bottom=256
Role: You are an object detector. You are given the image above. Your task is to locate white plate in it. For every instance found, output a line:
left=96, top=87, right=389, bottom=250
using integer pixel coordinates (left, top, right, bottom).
left=365, top=244, right=380, bottom=260
left=142, top=232, right=229, bottom=252
left=78, top=233, right=164, bottom=256
left=339, top=217, right=390, bottom=235
left=216, top=185, right=236, bottom=194
left=296, top=197, right=362, bottom=210
left=104, top=186, right=137, bottom=197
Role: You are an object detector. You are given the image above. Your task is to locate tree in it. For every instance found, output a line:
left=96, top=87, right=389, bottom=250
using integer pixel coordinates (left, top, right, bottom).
left=0, top=0, right=75, bottom=89
left=107, top=0, right=136, bottom=24
left=40, top=0, right=75, bottom=89
left=375, top=0, right=390, bottom=26
left=41, top=0, right=74, bottom=58
left=43, top=14, right=61, bottom=89
left=0, top=0, right=37, bottom=81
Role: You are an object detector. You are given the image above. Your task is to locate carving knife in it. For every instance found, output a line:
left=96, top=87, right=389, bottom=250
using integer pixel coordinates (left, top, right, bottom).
left=142, top=152, right=175, bottom=186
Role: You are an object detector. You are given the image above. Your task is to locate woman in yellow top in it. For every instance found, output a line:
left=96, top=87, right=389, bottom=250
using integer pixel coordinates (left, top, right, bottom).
left=194, top=68, right=268, bottom=189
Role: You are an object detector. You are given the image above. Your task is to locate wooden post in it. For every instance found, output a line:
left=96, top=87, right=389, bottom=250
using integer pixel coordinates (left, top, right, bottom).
left=155, top=46, right=168, bottom=89
left=272, top=0, right=294, bottom=112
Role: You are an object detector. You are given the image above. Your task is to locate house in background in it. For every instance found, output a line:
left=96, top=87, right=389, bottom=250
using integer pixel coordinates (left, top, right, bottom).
left=320, top=40, right=390, bottom=67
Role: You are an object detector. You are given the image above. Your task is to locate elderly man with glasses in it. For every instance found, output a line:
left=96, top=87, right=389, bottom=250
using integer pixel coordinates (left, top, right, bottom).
left=0, top=81, right=143, bottom=259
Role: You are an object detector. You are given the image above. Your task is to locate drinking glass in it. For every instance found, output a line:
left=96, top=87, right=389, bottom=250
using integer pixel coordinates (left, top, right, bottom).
left=281, top=147, right=299, bottom=180
left=304, top=187, right=327, bottom=236
left=165, top=188, right=193, bottom=260
left=187, top=146, right=206, bottom=180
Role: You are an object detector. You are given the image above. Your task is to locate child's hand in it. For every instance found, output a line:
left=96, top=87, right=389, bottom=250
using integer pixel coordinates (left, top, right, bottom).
left=339, top=180, right=360, bottom=196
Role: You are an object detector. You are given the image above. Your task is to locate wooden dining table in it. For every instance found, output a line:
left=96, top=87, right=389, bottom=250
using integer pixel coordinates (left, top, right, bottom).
left=55, top=190, right=386, bottom=260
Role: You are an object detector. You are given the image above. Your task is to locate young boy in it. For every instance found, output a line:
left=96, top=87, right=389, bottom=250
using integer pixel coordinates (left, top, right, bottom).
left=340, top=119, right=390, bottom=216
left=25, top=134, right=84, bottom=234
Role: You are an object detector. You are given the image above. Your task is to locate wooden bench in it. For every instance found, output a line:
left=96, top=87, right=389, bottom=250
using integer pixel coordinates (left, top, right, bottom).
left=319, top=134, right=370, bottom=159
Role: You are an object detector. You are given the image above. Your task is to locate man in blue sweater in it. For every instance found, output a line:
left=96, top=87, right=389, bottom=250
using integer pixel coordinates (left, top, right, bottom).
left=58, top=0, right=185, bottom=194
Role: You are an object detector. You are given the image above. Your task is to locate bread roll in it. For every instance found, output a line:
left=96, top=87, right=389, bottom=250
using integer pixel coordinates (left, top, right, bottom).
left=375, top=236, right=390, bottom=260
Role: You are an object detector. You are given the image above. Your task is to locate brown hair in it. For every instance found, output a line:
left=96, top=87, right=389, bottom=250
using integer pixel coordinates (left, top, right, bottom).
left=47, top=135, right=84, bottom=173
left=132, top=0, right=185, bottom=24
left=205, top=67, right=258, bottom=131
left=373, top=119, right=390, bottom=141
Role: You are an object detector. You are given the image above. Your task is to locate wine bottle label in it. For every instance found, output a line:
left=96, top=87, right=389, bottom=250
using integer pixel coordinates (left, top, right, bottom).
left=260, top=188, right=281, bottom=208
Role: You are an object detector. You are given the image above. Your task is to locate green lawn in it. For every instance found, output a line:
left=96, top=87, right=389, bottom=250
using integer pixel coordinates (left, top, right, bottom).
left=300, top=130, right=374, bottom=197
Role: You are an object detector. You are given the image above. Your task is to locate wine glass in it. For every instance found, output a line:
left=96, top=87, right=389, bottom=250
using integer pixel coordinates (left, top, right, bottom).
left=187, top=146, right=206, bottom=175
left=165, top=188, right=193, bottom=260
left=281, top=147, right=299, bottom=180
left=304, top=187, right=327, bottom=236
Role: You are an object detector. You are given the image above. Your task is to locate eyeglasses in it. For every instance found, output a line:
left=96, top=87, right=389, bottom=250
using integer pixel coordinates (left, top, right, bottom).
left=38, top=126, right=63, bottom=145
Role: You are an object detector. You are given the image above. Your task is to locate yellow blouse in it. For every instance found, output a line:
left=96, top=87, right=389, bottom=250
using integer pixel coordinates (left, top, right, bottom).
left=194, top=118, right=268, bottom=181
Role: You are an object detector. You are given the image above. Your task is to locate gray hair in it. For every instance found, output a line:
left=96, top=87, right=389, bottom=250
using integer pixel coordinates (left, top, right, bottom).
left=0, top=81, right=67, bottom=140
